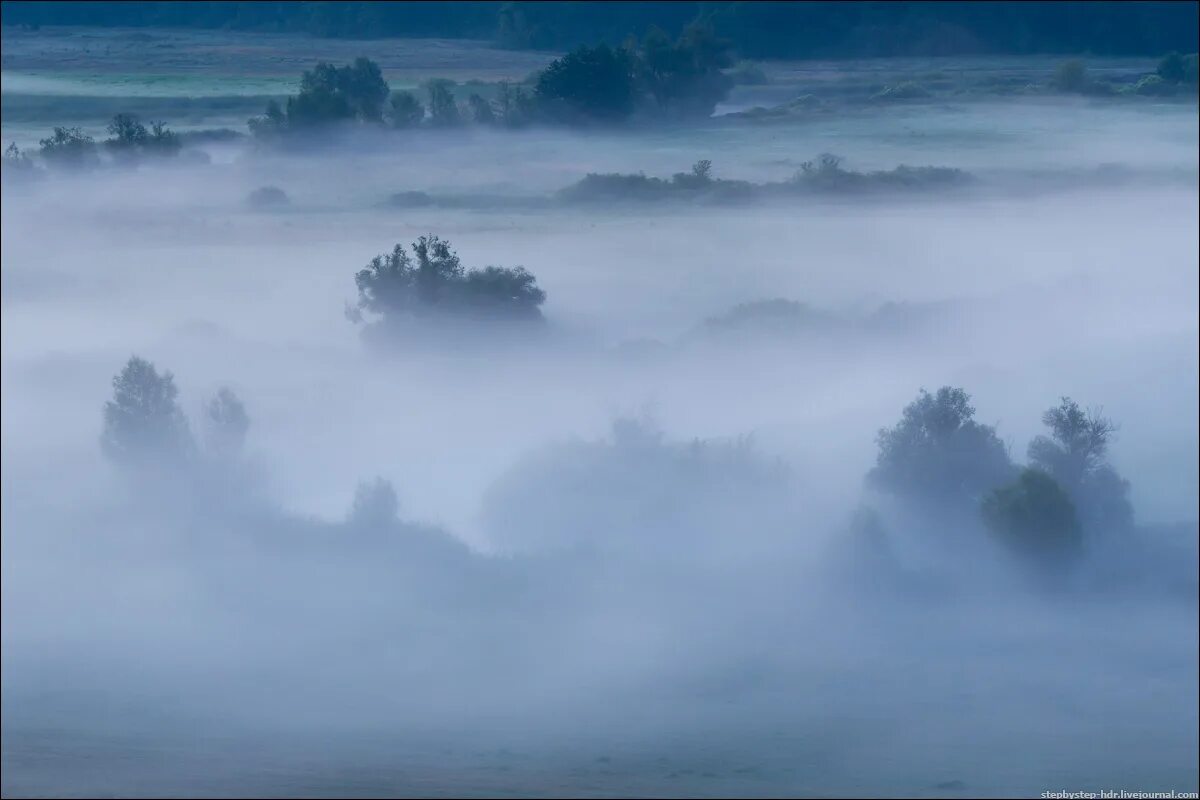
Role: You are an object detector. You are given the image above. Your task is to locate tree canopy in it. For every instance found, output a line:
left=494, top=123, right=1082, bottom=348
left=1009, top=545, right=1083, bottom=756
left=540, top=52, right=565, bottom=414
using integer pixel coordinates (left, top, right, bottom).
left=868, top=387, right=1015, bottom=510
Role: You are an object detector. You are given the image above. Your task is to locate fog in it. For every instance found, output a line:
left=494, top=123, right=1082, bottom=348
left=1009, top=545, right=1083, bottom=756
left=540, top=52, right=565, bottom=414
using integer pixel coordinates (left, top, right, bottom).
left=2, top=53, right=1198, bottom=797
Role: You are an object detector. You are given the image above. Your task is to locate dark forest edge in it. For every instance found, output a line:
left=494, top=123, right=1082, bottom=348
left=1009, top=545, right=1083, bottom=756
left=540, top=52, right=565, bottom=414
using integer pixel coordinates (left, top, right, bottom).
left=3, top=2, right=1197, bottom=58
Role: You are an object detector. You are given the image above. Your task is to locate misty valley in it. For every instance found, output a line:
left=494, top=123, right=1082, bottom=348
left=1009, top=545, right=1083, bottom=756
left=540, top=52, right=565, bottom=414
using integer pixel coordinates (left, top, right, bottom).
left=1, top=7, right=1198, bottom=799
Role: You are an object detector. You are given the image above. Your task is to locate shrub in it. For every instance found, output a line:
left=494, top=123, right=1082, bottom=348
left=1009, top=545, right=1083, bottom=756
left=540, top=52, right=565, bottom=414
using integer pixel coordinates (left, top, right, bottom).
left=981, top=468, right=1082, bottom=563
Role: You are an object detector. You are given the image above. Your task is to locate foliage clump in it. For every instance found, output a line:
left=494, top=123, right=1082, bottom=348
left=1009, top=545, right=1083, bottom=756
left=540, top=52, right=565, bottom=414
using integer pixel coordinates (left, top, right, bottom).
left=352, top=235, right=546, bottom=326
left=105, top=113, right=181, bottom=160
left=868, top=387, right=1015, bottom=511
left=38, top=126, right=99, bottom=169
left=982, top=468, right=1083, bottom=563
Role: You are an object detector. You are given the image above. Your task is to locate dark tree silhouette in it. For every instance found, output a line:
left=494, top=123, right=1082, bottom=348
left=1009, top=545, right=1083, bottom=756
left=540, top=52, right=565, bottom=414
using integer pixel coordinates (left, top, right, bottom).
left=981, top=468, right=1082, bottom=564
left=868, top=387, right=1015, bottom=510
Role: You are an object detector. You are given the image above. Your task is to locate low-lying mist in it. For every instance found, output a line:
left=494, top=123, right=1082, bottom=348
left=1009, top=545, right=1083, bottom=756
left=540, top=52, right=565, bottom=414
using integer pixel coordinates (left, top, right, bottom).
left=2, top=90, right=1197, bottom=797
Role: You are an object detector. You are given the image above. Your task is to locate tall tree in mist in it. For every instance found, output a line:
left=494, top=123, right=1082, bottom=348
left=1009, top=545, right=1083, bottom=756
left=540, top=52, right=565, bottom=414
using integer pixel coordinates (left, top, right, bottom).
left=1027, top=397, right=1133, bottom=534
left=868, top=386, right=1014, bottom=511
left=101, top=356, right=193, bottom=469
left=204, top=387, right=250, bottom=461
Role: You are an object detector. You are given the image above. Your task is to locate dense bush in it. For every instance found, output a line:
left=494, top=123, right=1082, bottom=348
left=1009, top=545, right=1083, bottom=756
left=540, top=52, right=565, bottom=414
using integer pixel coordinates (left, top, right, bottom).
left=352, top=236, right=546, bottom=325
left=981, top=468, right=1083, bottom=563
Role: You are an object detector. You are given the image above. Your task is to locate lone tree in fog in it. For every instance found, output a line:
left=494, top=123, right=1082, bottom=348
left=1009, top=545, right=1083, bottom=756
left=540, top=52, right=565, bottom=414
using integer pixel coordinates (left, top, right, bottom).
left=353, top=235, right=546, bottom=325
left=204, top=387, right=249, bottom=460
left=868, top=387, right=1015, bottom=510
left=981, top=467, right=1083, bottom=564
left=101, top=356, right=193, bottom=468
left=1027, top=397, right=1133, bottom=534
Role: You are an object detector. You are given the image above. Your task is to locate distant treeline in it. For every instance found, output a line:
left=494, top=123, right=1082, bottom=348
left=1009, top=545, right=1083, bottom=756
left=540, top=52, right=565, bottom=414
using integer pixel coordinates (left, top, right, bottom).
left=3, top=1, right=1196, bottom=58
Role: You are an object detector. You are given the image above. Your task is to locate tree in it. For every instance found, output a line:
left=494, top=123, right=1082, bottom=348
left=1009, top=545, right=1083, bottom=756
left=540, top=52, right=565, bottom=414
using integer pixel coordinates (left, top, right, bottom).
left=106, top=112, right=148, bottom=151
left=204, top=387, right=249, bottom=460
left=1051, top=59, right=1092, bottom=93
left=426, top=79, right=461, bottom=127
left=496, top=80, right=536, bottom=127
left=535, top=43, right=636, bottom=124
left=1156, top=51, right=1199, bottom=86
left=387, top=91, right=425, bottom=128
left=468, top=93, right=496, bottom=125
left=38, top=127, right=99, bottom=169
left=868, top=387, right=1015, bottom=510
left=631, top=21, right=734, bottom=118
left=353, top=236, right=546, bottom=325
left=981, top=468, right=1082, bottom=564
left=105, top=114, right=181, bottom=159
left=1027, top=397, right=1133, bottom=534
left=101, top=356, right=193, bottom=469
left=251, top=58, right=390, bottom=135
left=2, top=142, right=34, bottom=174
left=146, top=121, right=182, bottom=155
